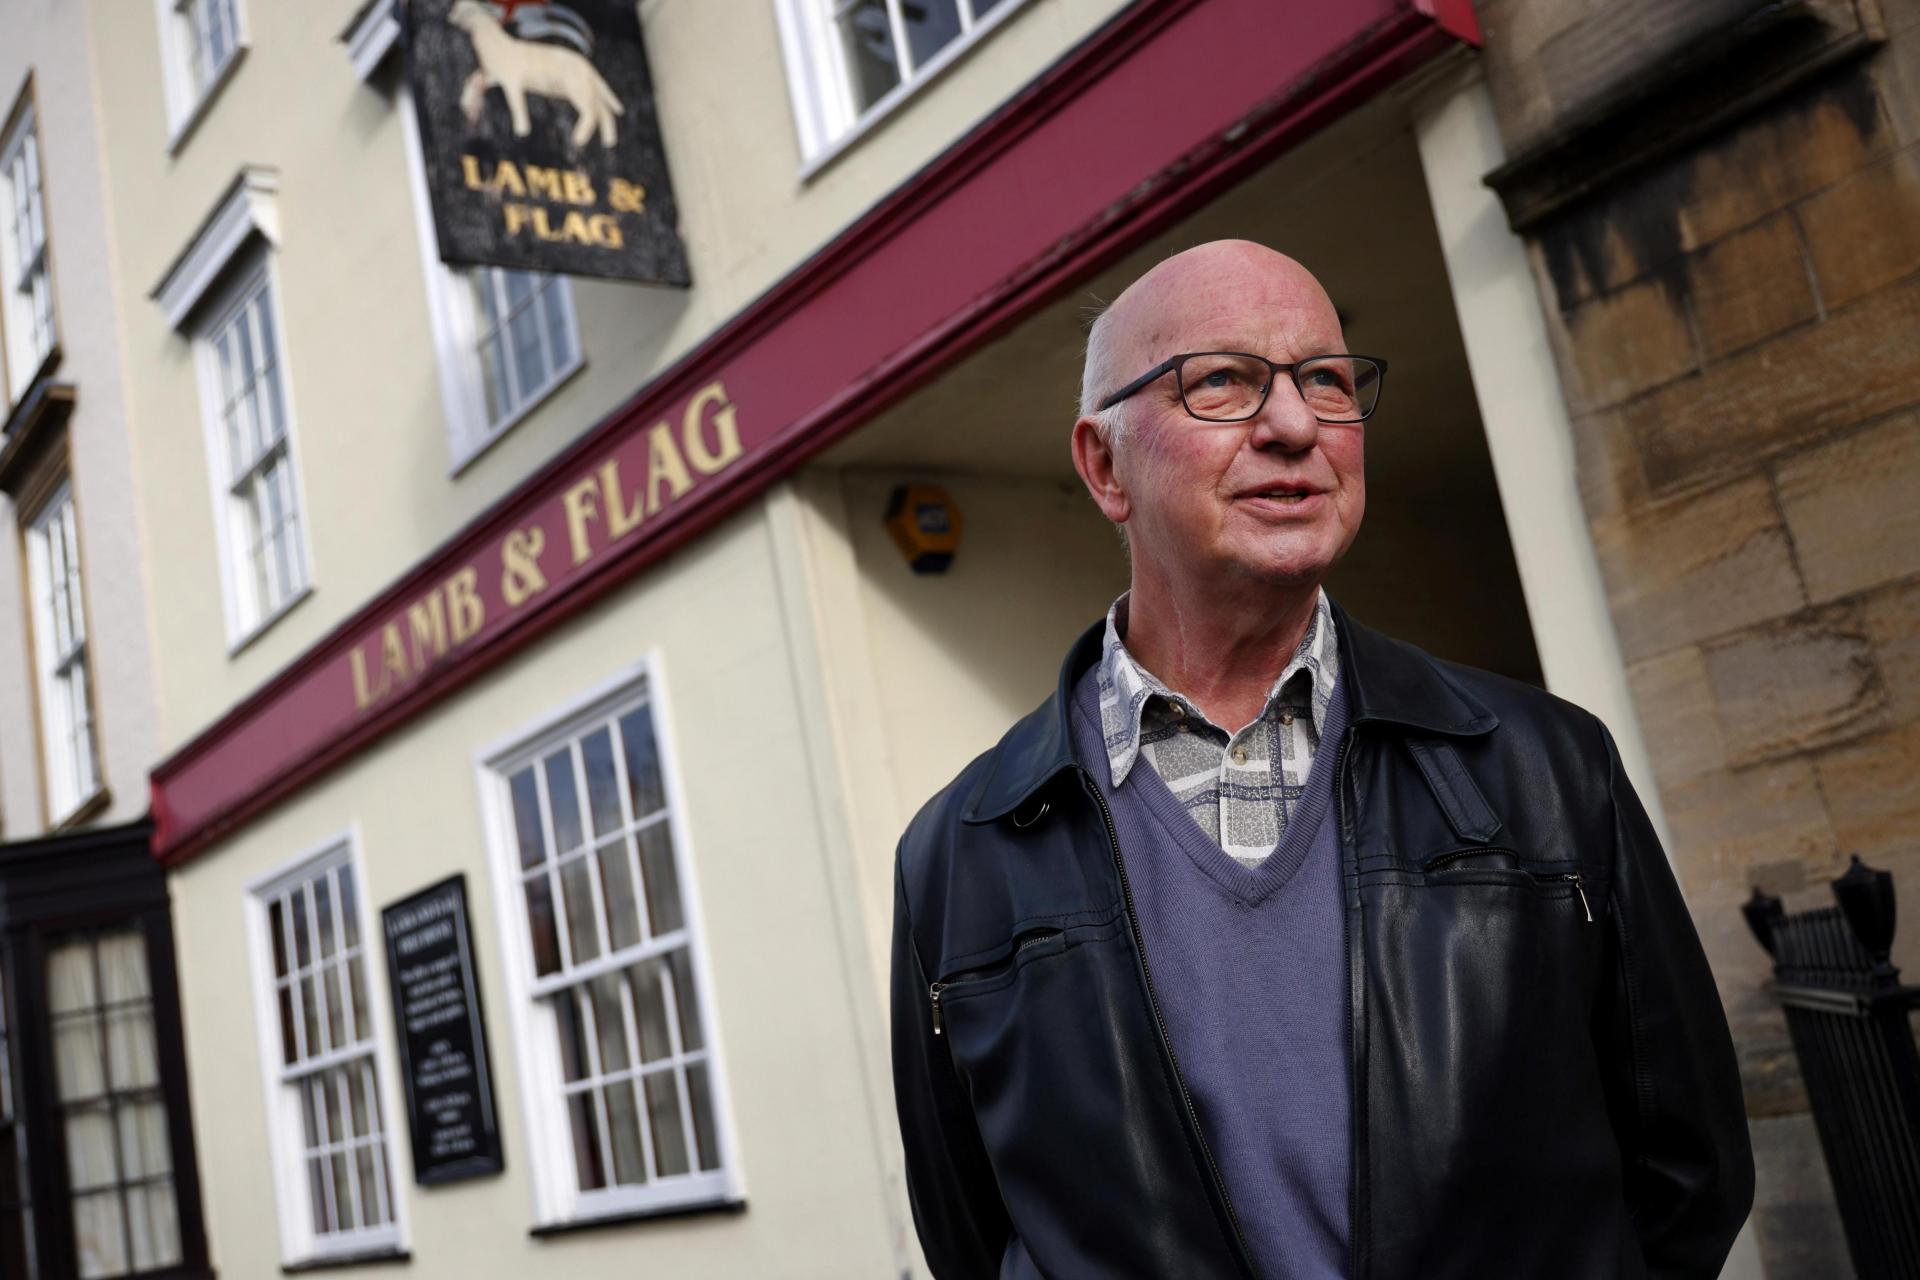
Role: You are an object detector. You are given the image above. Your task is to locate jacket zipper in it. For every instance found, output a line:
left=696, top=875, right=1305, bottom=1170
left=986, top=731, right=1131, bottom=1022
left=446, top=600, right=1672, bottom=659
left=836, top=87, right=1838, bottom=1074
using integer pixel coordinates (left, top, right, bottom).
left=928, top=927, right=1064, bottom=1036
left=1079, top=767, right=1260, bottom=1280
left=1334, top=727, right=1362, bottom=1280
left=1423, top=849, right=1592, bottom=922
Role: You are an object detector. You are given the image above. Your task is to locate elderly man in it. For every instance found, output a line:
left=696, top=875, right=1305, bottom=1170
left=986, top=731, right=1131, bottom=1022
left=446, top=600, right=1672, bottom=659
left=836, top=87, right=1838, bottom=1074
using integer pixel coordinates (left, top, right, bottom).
left=890, top=241, right=1753, bottom=1279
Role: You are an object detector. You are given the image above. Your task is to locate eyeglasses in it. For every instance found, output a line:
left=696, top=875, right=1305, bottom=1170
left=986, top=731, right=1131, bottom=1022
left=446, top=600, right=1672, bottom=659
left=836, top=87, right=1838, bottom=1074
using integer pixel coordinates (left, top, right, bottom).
left=1097, top=351, right=1389, bottom=424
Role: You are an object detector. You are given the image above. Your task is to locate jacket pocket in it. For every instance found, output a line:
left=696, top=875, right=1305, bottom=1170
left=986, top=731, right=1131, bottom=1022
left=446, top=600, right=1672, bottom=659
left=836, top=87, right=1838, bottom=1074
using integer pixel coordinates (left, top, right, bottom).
left=928, top=926, right=1069, bottom=1035
left=1422, top=848, right=1598, bottom=922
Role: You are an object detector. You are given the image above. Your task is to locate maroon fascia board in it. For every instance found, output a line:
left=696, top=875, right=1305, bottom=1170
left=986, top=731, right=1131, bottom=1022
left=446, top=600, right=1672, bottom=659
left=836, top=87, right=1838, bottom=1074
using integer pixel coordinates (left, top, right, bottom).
left=150, top=0, right=1461, bottom=865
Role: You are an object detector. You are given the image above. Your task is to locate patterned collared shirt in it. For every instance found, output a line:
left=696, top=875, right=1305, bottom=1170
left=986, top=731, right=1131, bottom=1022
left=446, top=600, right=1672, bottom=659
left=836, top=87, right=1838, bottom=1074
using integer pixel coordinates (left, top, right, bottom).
left=1096, top=590, right=1341, bottom=869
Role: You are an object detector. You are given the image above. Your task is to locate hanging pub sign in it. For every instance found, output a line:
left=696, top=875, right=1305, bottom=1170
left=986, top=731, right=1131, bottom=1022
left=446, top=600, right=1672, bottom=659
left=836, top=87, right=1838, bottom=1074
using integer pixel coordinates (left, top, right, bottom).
left=382, top=875, right=507, bottom=1185
left=403, top=0, right=691, bottom=285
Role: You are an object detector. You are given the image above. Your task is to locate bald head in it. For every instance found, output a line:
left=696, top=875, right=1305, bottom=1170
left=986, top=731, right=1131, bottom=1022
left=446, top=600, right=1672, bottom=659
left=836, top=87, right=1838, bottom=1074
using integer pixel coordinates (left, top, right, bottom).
left=1080, top=241, right=1343, bottom=442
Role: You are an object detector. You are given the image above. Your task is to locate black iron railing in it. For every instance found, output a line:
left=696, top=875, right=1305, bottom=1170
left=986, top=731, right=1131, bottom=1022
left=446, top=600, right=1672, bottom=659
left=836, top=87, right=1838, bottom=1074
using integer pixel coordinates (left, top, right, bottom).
left=1745, top=856, right=1920, bottom=1280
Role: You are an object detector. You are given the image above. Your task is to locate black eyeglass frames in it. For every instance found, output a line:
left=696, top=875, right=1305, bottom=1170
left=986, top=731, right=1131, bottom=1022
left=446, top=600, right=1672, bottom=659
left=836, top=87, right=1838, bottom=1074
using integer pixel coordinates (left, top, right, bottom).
left=1096, top=351, right=1388, bottom=424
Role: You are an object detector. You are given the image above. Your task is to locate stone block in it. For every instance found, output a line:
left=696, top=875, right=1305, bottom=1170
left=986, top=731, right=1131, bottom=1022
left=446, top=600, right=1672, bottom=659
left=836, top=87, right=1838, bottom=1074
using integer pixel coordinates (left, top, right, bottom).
left=1796, top=145, right=1920, bottom=310
left=1627, top=646, right=1727, bottom=785
left=1732, top=1011, right=1807, bottom=1118
left=1679, top=68, right=1894, bottom=250
left=1659, top=759, right=1840, bottom=889
left=1626, top=273, right=1920, bottom=494
left=1590, top=476, right=1805, bottom=660
left=1702, top=605, right=1889, bottom=765
left=1687, top=214, right=1819, bottom=360
left=1872, top=16, right=1920, bottom=148
left=1561, top=278, right=1699, bottom=409
left=1571, top=409, right=1648, bottom=520
left=1863, top=576, right=1920, bottom=722
left=1747, top=1111, right=1850, bottom=1280
left=1811, top=722, right=1920, bottom=941
left=1775, top=409, right=1920, bottom=601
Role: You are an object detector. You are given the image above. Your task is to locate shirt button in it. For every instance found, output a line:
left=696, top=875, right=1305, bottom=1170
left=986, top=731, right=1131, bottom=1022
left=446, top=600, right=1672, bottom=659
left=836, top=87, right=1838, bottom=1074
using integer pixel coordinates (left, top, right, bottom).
left=1280, top=711, right=1295, bottom=726
left=1176, top=721, right=1190, bottom=733
left=1231, top=746, right=1248, bottom=764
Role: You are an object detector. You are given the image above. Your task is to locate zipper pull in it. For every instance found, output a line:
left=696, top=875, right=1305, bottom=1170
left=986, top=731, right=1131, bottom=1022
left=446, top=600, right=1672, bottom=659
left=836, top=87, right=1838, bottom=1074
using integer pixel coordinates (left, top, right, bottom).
left=1566, top=873, right=1592, bottom=923
left=929, top=982, right=947, bottom=1036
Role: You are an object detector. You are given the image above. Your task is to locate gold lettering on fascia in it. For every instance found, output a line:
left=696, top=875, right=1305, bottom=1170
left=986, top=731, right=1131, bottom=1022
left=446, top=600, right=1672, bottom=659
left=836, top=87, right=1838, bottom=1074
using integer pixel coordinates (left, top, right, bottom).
left=460, top=155, right=647, bottom=250
left=350, top=382, right=744, bottom=714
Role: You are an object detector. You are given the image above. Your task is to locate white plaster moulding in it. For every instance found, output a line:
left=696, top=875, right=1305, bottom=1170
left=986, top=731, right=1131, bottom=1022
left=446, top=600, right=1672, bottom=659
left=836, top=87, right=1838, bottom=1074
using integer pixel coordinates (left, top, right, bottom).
left=341, top=0, right=400, bottom=83
left=149, top=165, right=282, bottom=332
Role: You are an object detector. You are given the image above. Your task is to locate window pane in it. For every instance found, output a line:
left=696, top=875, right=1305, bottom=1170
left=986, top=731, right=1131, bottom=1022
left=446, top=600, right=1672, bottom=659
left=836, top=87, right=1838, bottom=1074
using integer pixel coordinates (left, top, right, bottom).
left=541, top=279, right=573, bottom=370
left=618, top=706, right=666, bottom=818
left=902, top=0, right=963, bottom=70
left=314, top=875, right=337, bottom=959
left=116, top=1102, right=172, bottom=1180
left=637, top=824, right=684, bottom=938
left=510, top=296, right=548, bottom=400
left=596, top=836, right=642, bottom=953
left=588, top=974, right=630, bottom=1075
left=307, top=1156, right=331, bottom=1234
left=127, top=1181, right=181, bottom=1271
left=605, top=1081, right=647, bottom=1185
left=302, top=974, right=323, bottom=1057
left=524, top=876, right=562, bottom=977
left=63, top=1108, right=117, bottom=1191
left=291, top=890, right=313, bottom=968
left=331, top=1152, right=356, bottom=1230
left=508, top=767, right=545, bottom=868
left=277, top=986, right=298, bottom=1065
left=71, top=1189, right=126, bottom=1279
left=322, top=966, right=346, bottom=1054
left=268, top=899, right=289, bottom=978
left=347, top=957, right=370, bottom=1042
left=559, top=856, right=601, bottom=965
left=580, top=727, right=622, bottom=836
left=643, top=1070, right=689, bottom=1177
left=544, top=750, right=583, bottom=854
left=553, top=991, right=590, bottom=1084
left=686, top=1061, right=721, bottom=1172
left=835, top=0, right=902, bottom=111
left=669, top=948, right=704, bottom=1053
left=629, top=957, right=672, bottom=1064
left=105, top=1005, right=158, bottom=1090
left=567, top=1092, right=605, bottom=1191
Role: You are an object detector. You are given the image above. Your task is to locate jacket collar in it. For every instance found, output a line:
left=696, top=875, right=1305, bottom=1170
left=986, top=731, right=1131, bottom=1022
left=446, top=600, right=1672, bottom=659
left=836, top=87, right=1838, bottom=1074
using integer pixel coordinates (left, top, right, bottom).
left=961, top=596, right=1499, bottom=825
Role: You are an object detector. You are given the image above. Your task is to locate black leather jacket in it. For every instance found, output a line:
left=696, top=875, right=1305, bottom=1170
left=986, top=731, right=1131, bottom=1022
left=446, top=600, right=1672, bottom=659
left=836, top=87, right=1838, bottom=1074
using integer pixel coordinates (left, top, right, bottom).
left=891, top=601, right=1754, bottom=1279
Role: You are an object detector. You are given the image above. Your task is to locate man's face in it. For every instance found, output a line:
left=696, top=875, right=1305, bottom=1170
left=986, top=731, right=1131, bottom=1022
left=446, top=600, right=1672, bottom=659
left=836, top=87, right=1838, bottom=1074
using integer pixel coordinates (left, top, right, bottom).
left=1102, top=248, right=1366, bottom=593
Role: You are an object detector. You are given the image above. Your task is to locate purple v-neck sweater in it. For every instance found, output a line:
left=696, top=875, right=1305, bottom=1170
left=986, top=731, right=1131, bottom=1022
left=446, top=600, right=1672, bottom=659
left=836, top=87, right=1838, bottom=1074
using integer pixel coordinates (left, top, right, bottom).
left=1072, top=665, right=1352, bottom=1279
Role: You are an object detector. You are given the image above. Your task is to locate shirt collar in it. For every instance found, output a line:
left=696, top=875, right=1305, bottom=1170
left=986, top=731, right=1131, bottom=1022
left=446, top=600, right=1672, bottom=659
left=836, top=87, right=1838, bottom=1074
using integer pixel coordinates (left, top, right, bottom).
left=1094, top=588, right=1340, bottom=787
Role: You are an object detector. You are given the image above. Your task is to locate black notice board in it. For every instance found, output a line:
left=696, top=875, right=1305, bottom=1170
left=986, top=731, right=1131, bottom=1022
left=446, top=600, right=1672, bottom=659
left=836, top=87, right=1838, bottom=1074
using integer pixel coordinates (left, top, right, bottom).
left=382, top=875, right=506, bottom=1185
left=403, top=0, right=691, bottom=285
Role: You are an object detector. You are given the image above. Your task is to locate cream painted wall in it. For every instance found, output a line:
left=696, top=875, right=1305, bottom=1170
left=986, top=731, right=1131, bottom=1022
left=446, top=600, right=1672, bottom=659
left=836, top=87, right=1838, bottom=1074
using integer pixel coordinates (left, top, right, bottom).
left=784, top=467, right=1129, bottom=1007
left=167, top=506, right=907, bottom=1278
left=81, top=0, right=1130, bottom=755
left=0, top=5, right=158, bottom=835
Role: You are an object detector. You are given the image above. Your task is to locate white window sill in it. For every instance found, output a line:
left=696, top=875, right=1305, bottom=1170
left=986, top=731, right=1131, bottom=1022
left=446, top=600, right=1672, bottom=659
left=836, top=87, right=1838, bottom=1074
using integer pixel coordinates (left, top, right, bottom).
left=226, top=582, right=313, bottom=659
left=797, top=0, right=1037, bottom=184
left=167, top=46, right=248, bottom=157
left=49, top=785, right=111, bottom=832
left=530, top=1184, right=743, bottom=1238
left=283, top=1229, right=406, bottom=1273
left=447, top=352, right=587, bottom=479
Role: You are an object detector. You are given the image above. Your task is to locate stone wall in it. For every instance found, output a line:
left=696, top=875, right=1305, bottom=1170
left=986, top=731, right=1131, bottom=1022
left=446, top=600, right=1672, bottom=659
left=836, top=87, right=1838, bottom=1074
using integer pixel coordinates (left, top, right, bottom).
left=1473, top=1, right=1920, bottom=1275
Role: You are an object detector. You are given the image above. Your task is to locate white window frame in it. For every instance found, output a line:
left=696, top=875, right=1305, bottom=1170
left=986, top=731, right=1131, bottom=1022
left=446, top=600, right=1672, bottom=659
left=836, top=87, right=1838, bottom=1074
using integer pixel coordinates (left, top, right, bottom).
left=475, top=656, right=744, bottom=1228
left=397, top=89, right=584, bottom=475
left=244, top=831, right=409, bottom=1267
left=23, top=481, right=101, bottom=826
left=1, top=99, right=56, bottom=406
left=153, top=0, right=247, bottom=149
left=189, top=252, right=315, bottom=650
left=772, top=0, right=1036, bottom=174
